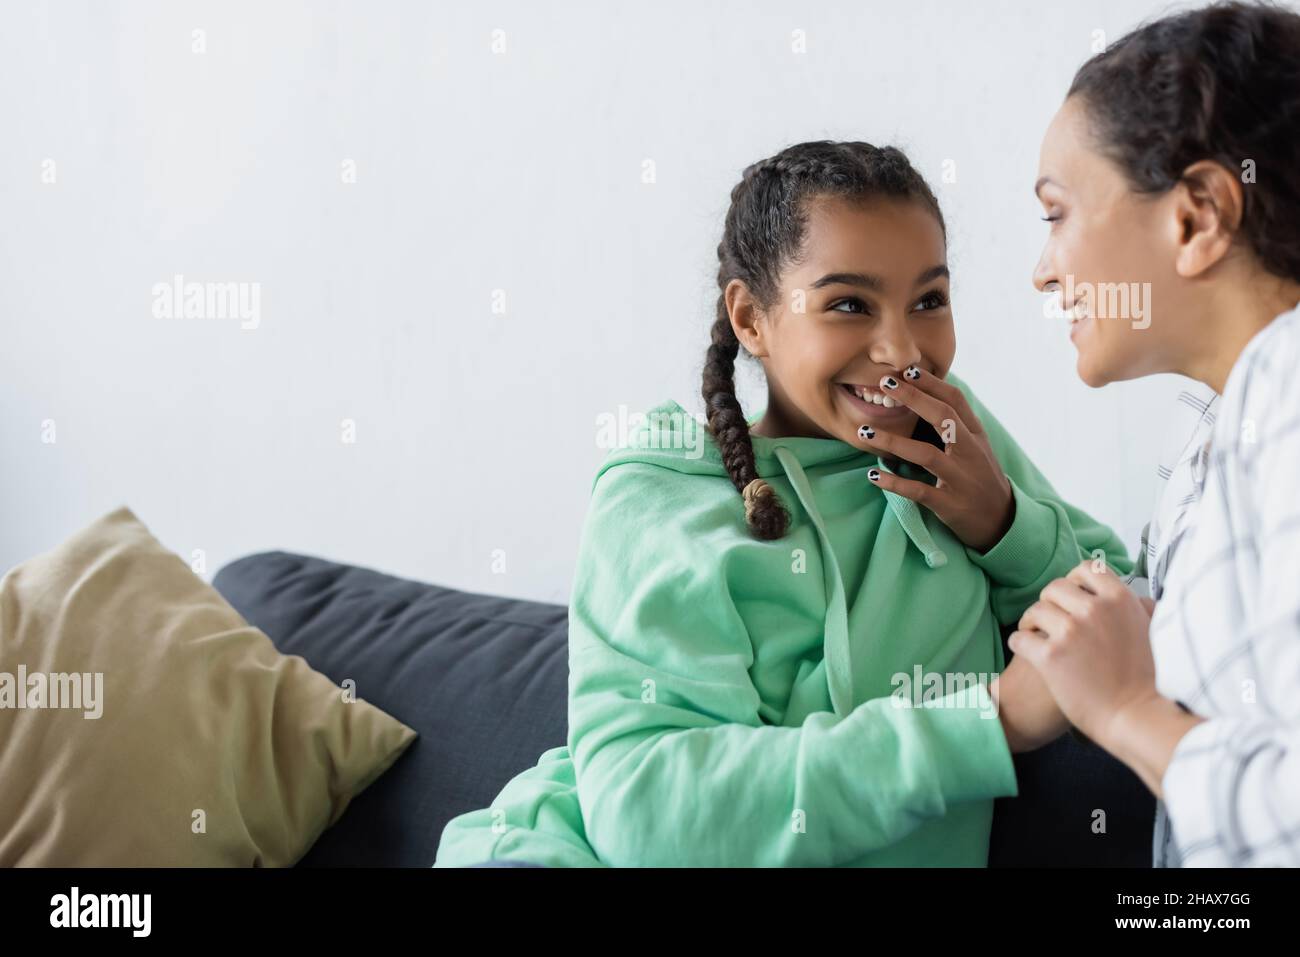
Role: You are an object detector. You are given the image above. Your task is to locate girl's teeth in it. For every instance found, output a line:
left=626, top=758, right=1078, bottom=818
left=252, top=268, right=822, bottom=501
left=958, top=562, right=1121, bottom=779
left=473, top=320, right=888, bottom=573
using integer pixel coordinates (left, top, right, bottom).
left=852, top=387, right=897, bottom=408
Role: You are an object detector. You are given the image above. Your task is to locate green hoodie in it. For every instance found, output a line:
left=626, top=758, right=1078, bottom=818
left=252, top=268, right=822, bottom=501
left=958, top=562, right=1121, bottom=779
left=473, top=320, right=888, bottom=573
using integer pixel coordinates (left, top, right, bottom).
left=434, top=372, right=1132, bottom=867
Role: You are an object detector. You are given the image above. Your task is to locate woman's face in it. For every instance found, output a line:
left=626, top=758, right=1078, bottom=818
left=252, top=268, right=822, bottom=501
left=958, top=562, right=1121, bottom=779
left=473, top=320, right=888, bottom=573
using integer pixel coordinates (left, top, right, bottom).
left=1032, top=95, right=1189, bottom=386
left=739, top=195, right=955, bottom=445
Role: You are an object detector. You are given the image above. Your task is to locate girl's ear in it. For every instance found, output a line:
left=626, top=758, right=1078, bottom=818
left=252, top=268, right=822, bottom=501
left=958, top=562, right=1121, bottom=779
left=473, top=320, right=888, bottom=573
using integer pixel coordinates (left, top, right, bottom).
left=725, top=279, right=770, bottom=358
left=1171, top=159, right=1245, bottom=279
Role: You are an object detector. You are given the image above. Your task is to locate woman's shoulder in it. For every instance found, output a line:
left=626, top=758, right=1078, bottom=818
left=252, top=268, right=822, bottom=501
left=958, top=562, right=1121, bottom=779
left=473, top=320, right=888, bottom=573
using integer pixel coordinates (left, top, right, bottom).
left=1216, top=301, right=1300, bottom=457
left=1227, top=302, right=1300, bottom=399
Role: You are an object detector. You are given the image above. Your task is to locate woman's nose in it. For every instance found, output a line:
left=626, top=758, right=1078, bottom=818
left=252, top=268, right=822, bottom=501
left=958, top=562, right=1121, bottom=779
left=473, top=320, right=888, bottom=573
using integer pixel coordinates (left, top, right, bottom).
left=1032, top=247, right=1056, bottom=292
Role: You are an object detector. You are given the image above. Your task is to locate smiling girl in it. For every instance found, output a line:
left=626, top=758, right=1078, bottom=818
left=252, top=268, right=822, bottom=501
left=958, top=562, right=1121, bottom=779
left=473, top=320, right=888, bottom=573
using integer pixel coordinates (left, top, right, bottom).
left=434, top=140, right=1132, bottom=868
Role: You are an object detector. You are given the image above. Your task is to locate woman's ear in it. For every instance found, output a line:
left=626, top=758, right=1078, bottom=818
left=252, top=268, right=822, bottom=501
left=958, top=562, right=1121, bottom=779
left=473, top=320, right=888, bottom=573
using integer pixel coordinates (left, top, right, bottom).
left=725, top=279, right=770, bottom=358
left=1171, top=159, right=1245, bottom=279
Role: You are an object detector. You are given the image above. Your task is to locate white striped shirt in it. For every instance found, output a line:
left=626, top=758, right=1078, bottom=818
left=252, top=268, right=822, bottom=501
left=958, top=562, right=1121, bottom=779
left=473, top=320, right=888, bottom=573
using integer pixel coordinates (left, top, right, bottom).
left=1126, top=383, right=1218, bottom=867
left=1147, top=301, right=1300, bottom=866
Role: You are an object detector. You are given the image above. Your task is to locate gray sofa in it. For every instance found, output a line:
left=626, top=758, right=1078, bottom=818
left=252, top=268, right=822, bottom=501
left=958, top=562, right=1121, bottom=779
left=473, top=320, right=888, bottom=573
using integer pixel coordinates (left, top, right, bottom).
left=212, top=550, right=1155, bottom=867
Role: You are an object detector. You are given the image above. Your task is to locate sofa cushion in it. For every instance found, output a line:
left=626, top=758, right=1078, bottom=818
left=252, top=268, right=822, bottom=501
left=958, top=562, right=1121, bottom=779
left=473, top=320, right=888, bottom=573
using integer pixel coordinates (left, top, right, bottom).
left=212, top=551, right=568, bottom=867
left=213, top=551, right=1154, bottom=867
left=0, top=508, right=416, bottom=867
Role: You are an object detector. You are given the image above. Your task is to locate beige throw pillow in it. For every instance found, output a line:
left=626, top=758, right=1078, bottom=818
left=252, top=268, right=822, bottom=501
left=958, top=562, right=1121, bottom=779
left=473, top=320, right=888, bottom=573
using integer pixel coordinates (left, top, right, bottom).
left=0, top=506, right=416, bottom=866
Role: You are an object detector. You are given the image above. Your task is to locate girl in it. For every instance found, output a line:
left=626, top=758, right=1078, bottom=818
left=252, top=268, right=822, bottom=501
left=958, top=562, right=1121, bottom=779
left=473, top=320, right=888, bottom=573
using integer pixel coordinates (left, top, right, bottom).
left=1013, top=1, right=1300, bottom=866
left=435, top=140, right=1131, bottom=868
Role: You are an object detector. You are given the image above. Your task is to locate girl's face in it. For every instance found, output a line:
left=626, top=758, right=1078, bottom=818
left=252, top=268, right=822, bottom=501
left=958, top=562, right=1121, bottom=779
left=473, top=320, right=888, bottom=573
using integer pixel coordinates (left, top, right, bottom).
left=736, top=195, right=955, bottom=445
left=1031, top=95, right=1189, bottom=386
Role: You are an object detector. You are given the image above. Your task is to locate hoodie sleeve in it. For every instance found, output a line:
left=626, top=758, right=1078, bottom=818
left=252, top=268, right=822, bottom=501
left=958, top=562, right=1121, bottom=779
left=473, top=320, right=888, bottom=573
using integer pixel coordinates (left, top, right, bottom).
left=567, top=463, right=1017, bottom=868
left=950, top=375, right=1134, bottom=627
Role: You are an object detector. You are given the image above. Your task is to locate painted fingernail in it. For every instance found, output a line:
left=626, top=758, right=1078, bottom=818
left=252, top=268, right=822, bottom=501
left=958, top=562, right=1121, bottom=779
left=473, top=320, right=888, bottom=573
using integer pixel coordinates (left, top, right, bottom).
left=858, top=425, right=875, bottom=439
left=904, top=365, right=921, bottom=381
left=867, top=468, right=881, bottom=482
left=881, top=376, right=899, bottom=390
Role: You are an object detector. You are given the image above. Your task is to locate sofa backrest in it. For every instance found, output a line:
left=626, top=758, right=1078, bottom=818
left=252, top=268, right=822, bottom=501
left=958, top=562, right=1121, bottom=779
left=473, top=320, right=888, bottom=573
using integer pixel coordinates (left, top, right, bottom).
left=213, top=551, right=569, bottom=867
left=214, top=551, right=1153, bottom=867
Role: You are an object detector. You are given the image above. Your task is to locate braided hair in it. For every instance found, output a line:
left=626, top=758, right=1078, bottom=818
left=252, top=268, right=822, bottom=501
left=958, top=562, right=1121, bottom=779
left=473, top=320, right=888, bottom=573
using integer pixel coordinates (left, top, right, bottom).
left=702, top=140, right=946, bottom=540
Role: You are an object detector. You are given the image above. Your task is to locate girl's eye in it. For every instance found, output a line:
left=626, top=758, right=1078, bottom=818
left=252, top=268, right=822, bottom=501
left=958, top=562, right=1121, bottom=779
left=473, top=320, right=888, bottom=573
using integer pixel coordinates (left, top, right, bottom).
left=915, top=290, right=950, bottom=312
left=829, top=298, right=869, bottom=315
left=1041, top=213, right=1062, bottom=223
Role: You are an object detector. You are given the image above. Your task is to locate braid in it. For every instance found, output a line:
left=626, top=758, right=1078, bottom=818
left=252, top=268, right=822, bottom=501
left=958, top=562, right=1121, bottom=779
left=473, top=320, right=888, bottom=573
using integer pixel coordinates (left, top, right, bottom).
left=703, top=140, right=945, bottom=540
left=702, top=294, right=790, bottom=540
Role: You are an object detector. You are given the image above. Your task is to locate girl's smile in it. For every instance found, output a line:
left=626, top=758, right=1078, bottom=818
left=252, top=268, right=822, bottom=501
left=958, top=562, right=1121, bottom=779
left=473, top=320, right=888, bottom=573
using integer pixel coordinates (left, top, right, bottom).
left=835, top=380, right=914, bottom=423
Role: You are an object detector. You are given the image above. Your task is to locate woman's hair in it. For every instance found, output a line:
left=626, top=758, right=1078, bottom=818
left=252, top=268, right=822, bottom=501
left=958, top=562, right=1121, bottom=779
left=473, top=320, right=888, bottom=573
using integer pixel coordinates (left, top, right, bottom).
left=702, top=140, right=946, bottom=540
left=1068, top=0, right=1300, bottom=282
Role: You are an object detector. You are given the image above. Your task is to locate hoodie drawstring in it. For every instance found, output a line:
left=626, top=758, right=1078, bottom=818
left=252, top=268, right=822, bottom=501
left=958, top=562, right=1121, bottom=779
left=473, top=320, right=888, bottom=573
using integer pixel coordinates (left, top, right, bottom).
left=772, top=446, right=947, bottom=718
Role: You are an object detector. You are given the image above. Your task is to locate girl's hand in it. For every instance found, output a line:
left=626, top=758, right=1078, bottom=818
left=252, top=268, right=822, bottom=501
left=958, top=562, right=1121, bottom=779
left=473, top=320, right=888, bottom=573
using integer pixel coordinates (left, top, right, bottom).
left=857, top=367, right=1014, bottom=552
left=989, top=653, right=1071, bottom=753
left=1007, top=560, right=1160, bottom=748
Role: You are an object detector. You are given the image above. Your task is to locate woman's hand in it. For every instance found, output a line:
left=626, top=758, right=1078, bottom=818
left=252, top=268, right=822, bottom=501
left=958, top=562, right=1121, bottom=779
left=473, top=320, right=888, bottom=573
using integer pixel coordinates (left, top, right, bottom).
left=1007, top=560, right=1160, bottom=749
left=857, top=367, right=1014, bottom=552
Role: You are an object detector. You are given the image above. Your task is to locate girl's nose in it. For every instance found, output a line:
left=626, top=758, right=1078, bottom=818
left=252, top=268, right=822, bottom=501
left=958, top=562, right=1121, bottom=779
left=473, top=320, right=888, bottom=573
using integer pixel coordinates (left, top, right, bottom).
left=870, top=323, right=921, bottom=373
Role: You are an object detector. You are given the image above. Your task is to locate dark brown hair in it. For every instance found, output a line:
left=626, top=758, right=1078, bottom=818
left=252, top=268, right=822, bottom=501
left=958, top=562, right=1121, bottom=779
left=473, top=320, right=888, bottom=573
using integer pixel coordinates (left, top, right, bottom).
left=1068, top=1, right=1300, bottom=282
left=702, top=140, right=946, bottom=540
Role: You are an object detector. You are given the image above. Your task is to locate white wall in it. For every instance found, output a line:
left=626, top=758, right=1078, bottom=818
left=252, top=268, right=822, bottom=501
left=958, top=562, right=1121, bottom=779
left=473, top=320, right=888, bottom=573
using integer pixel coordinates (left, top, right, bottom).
left=1, top=0, right=1235, bottom=603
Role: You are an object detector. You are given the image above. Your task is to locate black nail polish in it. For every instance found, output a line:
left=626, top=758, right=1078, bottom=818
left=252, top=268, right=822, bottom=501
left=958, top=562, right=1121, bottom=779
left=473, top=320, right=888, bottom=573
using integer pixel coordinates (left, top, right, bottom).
left=868, top=468, right=881, bottom=482
left=858, top=425, right=875, bottom=439
left=882, top=377, right=898, bottom=390
left=904, top=366, right=921, bottom=381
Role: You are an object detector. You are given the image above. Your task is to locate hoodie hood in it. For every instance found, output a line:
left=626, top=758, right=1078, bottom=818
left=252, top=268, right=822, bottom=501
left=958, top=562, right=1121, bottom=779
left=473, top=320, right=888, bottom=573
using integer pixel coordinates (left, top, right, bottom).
left=596, top=399, right=949, bottom=569
left=595, top=399, right=947, bottom=717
